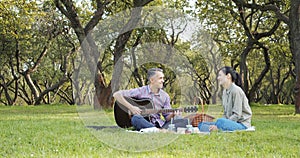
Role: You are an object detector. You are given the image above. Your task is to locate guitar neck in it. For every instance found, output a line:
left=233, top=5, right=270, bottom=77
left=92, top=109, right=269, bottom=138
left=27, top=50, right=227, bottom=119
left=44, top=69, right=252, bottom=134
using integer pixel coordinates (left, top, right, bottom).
left=141, top=108, right=182, bottom=115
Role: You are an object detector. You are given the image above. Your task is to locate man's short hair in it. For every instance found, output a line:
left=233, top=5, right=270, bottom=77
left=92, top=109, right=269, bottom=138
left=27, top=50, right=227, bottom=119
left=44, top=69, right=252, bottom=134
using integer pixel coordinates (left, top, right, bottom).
left=147, top=68, right=163, bottom=80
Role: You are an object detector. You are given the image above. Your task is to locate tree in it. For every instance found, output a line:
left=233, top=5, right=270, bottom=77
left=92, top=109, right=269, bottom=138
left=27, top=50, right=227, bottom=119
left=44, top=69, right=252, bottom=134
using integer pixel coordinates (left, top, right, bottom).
left=231, top=0, right=300, bottom=113
left=289, top=0, right=300, bottom=113
left=0, top=0, right=75, bottom=105
left=197, top=0, right=282, bottom=102
left=196, top=0, right=299, bottom=113
left=55, top=0, right=154, bottom=108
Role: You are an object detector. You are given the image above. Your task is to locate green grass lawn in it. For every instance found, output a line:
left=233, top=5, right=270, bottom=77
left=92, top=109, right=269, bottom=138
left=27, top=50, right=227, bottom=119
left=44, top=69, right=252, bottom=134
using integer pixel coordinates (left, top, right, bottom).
left=0, top=104, right=299, bottom=157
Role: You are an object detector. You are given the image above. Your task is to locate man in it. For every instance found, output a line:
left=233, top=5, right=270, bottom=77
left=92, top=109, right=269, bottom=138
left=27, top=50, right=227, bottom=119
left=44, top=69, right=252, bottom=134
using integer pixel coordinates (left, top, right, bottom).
left=113, top=68, right=188, bottom=131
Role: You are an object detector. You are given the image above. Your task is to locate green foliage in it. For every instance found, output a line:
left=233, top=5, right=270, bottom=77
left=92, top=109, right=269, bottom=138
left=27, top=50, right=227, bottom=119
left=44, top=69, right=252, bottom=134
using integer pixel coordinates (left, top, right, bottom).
left=195, top=0, right=293, bottom=104
left=0, top=104, right=299, bottom=157
left=0, top=0, right=76, bottom=105
left=0, top=0, right=296, bottom=107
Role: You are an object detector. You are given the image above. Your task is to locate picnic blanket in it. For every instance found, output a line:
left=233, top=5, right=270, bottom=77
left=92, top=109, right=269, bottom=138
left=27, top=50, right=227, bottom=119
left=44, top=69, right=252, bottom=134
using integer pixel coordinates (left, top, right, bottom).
left=126, top=126, right=256, bottom=134
left=86, top=125, right=255, bottom=134
left=222, top=126, right=256, bottom=133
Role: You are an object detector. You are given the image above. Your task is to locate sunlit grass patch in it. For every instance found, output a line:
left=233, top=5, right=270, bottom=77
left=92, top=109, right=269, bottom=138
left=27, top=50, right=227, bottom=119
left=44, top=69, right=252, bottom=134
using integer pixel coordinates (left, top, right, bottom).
left=0, top=104, right=299, bottom=157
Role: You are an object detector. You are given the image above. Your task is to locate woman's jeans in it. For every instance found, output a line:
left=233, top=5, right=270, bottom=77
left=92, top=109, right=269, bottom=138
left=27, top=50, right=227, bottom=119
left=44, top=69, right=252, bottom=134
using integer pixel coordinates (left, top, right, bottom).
left=198, top=118, right=247, bottom=132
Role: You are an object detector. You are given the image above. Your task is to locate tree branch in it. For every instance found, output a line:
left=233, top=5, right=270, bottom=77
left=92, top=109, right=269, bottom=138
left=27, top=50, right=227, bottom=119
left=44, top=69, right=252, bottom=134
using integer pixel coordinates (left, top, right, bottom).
left=84, top=0, right=111, bottom=34
left=232, top=0, right=289, bottom=24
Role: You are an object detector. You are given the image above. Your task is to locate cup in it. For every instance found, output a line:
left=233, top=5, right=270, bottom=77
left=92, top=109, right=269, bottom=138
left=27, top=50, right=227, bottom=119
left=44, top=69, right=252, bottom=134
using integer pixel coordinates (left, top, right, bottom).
left=168, top=124, right=176, bottom=132
left=185, top=125, right=193, bottom=134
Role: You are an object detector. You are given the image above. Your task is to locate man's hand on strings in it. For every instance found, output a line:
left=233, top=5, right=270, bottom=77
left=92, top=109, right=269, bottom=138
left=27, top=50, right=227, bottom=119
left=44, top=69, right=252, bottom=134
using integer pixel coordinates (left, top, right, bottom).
left=173, top=110, right=182, bottom=117
left=129, top=106, right=142, bottom=115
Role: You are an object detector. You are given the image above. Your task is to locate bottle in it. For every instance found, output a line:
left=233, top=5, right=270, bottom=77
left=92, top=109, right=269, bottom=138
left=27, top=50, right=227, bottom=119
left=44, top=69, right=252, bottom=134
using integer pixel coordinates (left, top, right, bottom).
left=168, top=124, right=176, bottom=132
left=185, top=125, right=193, bottom=134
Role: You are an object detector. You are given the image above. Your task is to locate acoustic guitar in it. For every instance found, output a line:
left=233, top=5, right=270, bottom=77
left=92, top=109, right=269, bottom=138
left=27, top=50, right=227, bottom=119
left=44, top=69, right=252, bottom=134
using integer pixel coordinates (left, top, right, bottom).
left=114, top=97, right=198, bottom=128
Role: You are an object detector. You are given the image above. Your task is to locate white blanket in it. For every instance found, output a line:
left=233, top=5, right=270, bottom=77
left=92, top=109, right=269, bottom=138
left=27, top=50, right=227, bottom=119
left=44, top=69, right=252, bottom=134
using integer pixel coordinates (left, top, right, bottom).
left=126, top=126, right=256, bottom=134
left=223, top=126, right=256, bottom=133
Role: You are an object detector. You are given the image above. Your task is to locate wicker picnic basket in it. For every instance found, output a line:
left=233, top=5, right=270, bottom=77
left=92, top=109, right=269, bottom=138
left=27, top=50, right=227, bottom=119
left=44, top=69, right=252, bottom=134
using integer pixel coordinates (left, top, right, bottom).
left=186, top=97, right=215, bottom=127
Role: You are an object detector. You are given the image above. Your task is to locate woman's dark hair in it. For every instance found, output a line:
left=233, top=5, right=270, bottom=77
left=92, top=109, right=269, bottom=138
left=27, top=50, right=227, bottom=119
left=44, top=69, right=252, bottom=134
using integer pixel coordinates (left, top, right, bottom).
left=219, top=66, right=242, bottom=87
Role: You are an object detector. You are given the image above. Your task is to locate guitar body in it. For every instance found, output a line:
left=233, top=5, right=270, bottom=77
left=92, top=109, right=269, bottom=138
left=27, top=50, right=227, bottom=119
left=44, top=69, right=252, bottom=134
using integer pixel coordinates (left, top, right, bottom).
left=114, top=97, right=198, bottom=128
left=114, top=97, right=153, bottom=128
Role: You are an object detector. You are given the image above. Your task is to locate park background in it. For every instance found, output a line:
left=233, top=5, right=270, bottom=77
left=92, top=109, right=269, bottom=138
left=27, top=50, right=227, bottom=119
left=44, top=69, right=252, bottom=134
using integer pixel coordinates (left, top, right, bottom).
left=1, top=0, right=300, bottom=157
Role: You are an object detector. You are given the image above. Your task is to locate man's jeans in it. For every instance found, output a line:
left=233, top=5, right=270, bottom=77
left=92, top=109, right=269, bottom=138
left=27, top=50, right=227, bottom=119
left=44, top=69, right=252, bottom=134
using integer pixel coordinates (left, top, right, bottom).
left=131, top=115, right=189, bottom=131
left=198, top=118, right=247, bottom=132
left=131, top=115, right=155, bottom=131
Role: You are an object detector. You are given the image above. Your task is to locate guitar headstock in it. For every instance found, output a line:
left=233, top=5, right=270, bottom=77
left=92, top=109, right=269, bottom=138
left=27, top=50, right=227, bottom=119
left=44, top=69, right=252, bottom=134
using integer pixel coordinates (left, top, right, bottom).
left=183, top=106, right=198, bottom=113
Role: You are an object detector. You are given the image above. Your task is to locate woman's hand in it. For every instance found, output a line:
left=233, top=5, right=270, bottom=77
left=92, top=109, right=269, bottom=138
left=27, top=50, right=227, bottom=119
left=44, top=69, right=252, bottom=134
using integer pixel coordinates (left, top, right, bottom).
left=209, top=125, right=218, bottom=131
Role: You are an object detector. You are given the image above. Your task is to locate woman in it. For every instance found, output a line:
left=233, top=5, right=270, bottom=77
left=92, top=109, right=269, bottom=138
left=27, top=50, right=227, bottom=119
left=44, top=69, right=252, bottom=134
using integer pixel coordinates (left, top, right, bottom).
left=198, top=66, right=252, bottom=132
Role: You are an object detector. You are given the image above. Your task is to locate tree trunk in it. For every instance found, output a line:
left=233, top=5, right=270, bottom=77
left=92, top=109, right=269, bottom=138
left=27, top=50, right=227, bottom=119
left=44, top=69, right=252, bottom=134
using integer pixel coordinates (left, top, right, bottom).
left=0, top=75, right=13, bottom=105
left=248, top=44, right=270, bottom=102
left=239, top=43, right=252, bottom=95
left=294, top=77, right=300, bottom=114
left=289, top=0, right=300, bottom=113
left=95, top=8, right=143, bottom=109
left=94, top=71, right=113, bottom=109
left=24, top=73, right=40, bottom=103
left=111, top=6, right=143, bottom=92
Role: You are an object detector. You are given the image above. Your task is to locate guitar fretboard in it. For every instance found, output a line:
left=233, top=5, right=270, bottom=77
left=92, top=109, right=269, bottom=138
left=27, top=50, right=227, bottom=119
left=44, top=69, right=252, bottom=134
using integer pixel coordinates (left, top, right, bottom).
left=141, top=108, right=183, bottom=115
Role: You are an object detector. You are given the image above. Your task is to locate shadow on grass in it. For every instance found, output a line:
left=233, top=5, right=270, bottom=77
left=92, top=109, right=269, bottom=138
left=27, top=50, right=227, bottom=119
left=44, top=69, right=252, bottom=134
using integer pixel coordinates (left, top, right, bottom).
left=86, top=125, right=120, bottom=130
